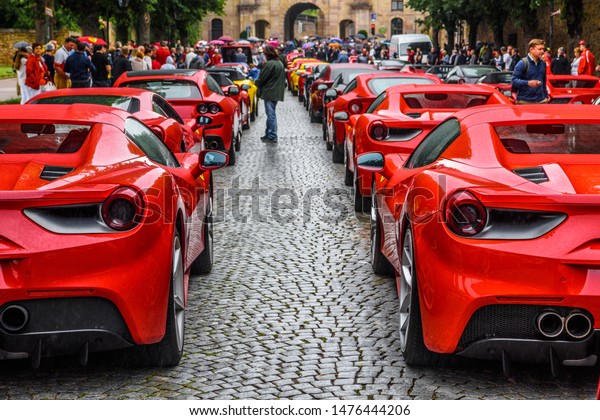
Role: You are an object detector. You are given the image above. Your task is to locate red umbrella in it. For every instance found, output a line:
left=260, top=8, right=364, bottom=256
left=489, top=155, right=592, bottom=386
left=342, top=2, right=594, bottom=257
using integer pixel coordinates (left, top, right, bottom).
left=218, top=35, right=234, bottom=43
left=78, top=36, right=107, bottom=46
left=209, top=40, right=224, bottom=45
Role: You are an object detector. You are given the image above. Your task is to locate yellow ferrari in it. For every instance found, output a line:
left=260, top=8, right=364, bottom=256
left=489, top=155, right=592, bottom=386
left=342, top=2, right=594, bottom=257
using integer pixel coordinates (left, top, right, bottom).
left=289, top=59, right=323, bottom=96
left=208, top=66, right=259, bottom=121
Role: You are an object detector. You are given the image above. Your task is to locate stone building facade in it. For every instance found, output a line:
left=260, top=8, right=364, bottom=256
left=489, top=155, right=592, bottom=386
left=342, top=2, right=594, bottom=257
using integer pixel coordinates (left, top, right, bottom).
left=200, top=0, right=425, bottom=41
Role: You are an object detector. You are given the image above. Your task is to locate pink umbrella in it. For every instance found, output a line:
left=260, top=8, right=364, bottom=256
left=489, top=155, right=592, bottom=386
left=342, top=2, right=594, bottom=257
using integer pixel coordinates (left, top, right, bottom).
left=218, top=35, right=234, bottom=43
left=209, top=40, right=224, bottom=45
left=268, top=40, right=278, bottom=47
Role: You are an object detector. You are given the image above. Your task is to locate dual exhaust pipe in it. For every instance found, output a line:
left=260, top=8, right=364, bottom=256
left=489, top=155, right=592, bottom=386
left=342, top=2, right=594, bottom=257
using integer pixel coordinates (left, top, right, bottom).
left=536, top=311, right=593, bottom=339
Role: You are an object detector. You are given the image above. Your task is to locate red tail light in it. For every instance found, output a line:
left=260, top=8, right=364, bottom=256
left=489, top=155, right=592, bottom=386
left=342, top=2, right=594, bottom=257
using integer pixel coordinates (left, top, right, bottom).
left=445, top=190, right=487, bottom=236
left=368, top=121, right=388, bottom=141
left=102, top=187, right=145, bottom=231
left=197, top=103, right=221, bottom=114
left=349, top=100, right=363, bottom=114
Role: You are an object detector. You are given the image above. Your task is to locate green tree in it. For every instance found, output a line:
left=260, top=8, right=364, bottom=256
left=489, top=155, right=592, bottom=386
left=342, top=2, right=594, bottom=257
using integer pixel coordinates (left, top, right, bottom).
left=561, top=0, right=584, bottom=51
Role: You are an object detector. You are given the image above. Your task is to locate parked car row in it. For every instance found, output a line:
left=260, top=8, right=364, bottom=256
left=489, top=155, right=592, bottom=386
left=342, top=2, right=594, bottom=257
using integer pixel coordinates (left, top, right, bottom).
left=0, top=67, right=260, bottom=367
left=299, top=59, right=600, bottom=376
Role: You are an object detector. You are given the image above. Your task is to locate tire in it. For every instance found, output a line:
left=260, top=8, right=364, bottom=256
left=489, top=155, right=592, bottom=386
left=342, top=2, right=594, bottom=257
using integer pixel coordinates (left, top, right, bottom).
left=344, top=144, right=353, bottom=186
left=228, top=133, right=236, bottom=166
left=370, top=181, right=395, bottom=276
left=242, top=103, right=250, bottom=130
left=309, top=104, right=318, bottom=123
left=332, top=143, right=343, bottom=164
left=400, top=227, right=441, bottom=366
left=354, top=170, right=371, bottom=213
left=129, top=230, right=185, bottom=367
left=235, top=131, right=241, bottom=152
left=190, top=193, right=214, bottom=275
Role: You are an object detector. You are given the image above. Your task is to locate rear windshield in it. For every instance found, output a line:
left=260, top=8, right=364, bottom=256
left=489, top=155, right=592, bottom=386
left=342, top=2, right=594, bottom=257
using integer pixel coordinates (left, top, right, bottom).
left=496, top=124, right=600, bottom=154
left=331, top=68, right=375, bottom=84
left=462, top=67, right=497, bottom=77
left=32, top=95, right=140, bottom=113
left=548, top=79, right=598, bottom=89
left=0, top=123, right=91, bottom=154
left=368, top=77, right=436, bottom=95
left=402, top=93, right=489, bottom=109
left=120, top=80, right=201, bottom=100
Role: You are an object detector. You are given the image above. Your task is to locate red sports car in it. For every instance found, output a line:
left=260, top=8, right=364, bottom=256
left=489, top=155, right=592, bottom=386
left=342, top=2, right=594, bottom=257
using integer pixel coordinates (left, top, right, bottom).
left=114, top=69, right=242, bottom=165
left=359, top=105, right=600, bottom=373
left=29, top=87, right=201, bottom=154
left=547, top=75, right=600, bottom=104
left=323, top=72, right=441, bottom=163
left=204, top=70, right=251, bottom=130
left=347, top=84, right=511, bottom=211
left=309, top=63, right=377, bottom=123
left=0, top=104, right=228, bottom=367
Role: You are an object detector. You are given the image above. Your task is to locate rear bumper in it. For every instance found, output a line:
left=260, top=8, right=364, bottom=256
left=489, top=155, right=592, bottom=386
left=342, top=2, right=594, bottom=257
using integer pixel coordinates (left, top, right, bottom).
left=0, top=297, right=133, bottom=360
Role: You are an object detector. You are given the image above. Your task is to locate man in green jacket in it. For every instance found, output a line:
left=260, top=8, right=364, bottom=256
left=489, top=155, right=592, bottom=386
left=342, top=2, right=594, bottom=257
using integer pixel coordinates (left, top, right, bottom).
left=255, top=44, right=286, bottom=143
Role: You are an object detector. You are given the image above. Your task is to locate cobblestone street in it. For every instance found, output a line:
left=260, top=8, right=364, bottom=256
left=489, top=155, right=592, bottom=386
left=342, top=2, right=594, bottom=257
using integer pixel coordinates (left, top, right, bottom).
left=0, top=91, right=597, bottom=400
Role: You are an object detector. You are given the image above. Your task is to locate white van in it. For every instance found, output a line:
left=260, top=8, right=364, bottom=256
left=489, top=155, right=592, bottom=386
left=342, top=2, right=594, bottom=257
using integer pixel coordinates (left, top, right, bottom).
left=389, top=34, right=433, bottom=63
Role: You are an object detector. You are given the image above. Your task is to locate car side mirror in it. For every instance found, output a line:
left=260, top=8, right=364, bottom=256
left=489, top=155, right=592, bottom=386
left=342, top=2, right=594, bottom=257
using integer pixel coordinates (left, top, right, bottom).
left=199, top=150, right=229, bottom=170
left=333, top=111, right=349, bottom=122
left=307, top=75, right=314, bottom=81
left=356, top=152, right=385, bottom=172
left=324, top=88, right=338, bottom=102
left=241, top=84, right=251, bottom=91
left=301, top=74, right=308, bottom=79
left=317, top=84, right=328, bottom=92
left=227, top=85, right=240, bottom=96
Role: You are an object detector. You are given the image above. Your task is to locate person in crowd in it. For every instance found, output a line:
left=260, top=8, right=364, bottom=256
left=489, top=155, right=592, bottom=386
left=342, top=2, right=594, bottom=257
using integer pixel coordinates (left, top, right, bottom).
left=155, top=41, right=171, bottom=66
left=542, top=48, right=552, bottom=74
left=492, top=48, right=505, bottom=70
left=142, top=45, right=153, bottom=69
left=91, top=44, right=111, bottom=87
left=13, top=47, right=29, bottom=103
left=356, top=48, right=371, bottom=64
left=161, top=55, right=176, bottom=70
left=456, top=49, right=467, bottom=65
left=512, top=39, right=549, bottom=104
left=577, top=40, right=596, bottom=75
left=186, top=45, right=198, bottom=68
left=406, top=48, right=415, bottom=64
left=234, top=47, right=247, bottom=63
left=24, top=43, right=50, bottom=102
left=415, top=47, right=423, bottom=64
left=43, top=43, right=56, bottom=82
left=571, top=47, right=582, bottom=76
left=64, top=41, right=96, bottom=88
left=316, top=46, right=327, bottom=62
left=509, top=47, right=522, bottom=71
left=212, top=48, right=222, bottom=66
left=448, top=49, right=458, bottom=65
left=501, top=46, right=512, bottom=71
left=54, top=36, right=76, bottom=89
left=112, top=46, right=132, bottom=84
left=336, top=48, right=349, bottom=63
left=256, top=47, right=267, bottom=68
left=380, top=48, right=389, bottom=60
left=551, top=47, right=570, bottom=75
left=255, top=44, right=286, bottom=144
left=426, top=47, right=438, bottom=65
left=479, top=46, right=491, bottom=65
left=248, top=63, right=260, bottom=80
left=189, top=51, right=206, bottom=69
left=131, top=49, right=149, bottom=71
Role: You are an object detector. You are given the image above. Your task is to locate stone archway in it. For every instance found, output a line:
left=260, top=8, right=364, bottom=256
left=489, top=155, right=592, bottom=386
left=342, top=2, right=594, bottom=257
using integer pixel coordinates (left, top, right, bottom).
left=283, top=2, right=325, bottom=40
left=339, top=19, right=354, bottom=39
left=255, top=20, right=270, bottom=39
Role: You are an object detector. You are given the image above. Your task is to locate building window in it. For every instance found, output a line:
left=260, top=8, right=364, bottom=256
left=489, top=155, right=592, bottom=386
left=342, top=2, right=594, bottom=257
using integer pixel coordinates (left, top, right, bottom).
left=392, top=0, right=404, bottom=11
left=211, top=18, right=223, bottom=40
left=391, top=18, right=403, bottom=35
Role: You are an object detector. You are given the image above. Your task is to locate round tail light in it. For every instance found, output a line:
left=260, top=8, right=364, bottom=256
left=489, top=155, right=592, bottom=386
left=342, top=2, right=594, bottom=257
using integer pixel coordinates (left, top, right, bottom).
left=369, top=121, right=388, bottom=141
left=445, top=191, right=487, bottom=236
left=102, top=187, right=145, bottom=231
left=197, top=103, right=208, bottom=114
left=349, top=101, right=363, bottom=114
left=208, top=103, right=221, bottom=114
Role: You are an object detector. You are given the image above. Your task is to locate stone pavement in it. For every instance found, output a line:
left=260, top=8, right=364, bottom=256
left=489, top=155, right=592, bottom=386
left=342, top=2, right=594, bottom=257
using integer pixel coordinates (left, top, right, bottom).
left=0, top=91, right=597, bottom=399
left=0, top=77, right=19, bottom=102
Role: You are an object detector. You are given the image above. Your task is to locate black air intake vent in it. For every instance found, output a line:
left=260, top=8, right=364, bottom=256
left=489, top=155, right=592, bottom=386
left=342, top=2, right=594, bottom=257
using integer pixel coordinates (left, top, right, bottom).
left=40, top=166, right=74, bottom=181
left=513, top=166, right=549, bottom=184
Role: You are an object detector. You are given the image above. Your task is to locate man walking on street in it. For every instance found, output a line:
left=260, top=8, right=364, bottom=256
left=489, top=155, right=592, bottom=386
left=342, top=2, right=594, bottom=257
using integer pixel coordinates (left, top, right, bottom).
left=511, top=39, right=549, bottom=104
left=255, top=44, right=285, bottom=144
